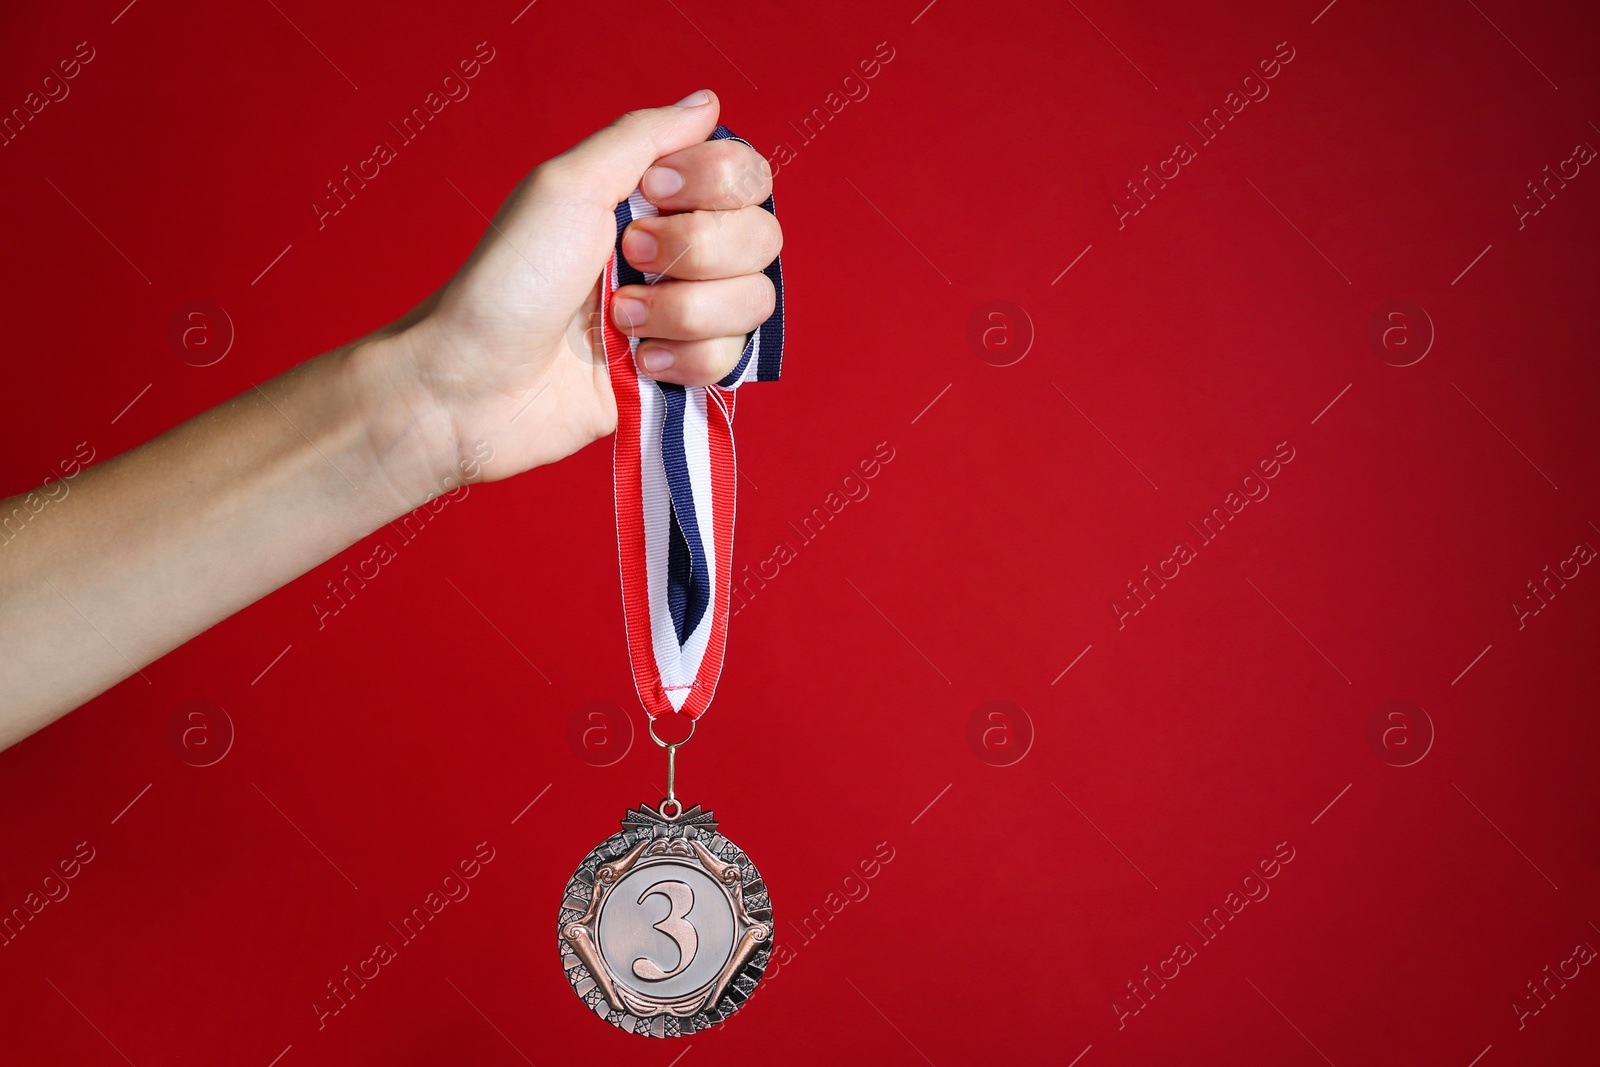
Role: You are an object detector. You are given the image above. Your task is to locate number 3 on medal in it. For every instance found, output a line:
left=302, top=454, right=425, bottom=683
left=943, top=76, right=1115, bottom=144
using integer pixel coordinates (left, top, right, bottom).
left=632, top=880, right=698, bottom=981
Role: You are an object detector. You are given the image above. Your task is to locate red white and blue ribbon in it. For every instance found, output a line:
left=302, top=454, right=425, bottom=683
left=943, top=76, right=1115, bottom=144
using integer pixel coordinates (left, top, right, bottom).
left=602, top=125, right=784, bottom=721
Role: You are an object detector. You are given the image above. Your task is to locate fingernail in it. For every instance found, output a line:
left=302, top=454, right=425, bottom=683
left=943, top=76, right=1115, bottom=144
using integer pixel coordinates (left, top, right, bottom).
left=673, top=89, right=711, bottom=107
left=613, top=297, right=648, bottom=330
left=622, top=227, right=657, bottom=265
left=641, top=346, right=675, bottom=372
left=642, top=166, right=684, bottom=200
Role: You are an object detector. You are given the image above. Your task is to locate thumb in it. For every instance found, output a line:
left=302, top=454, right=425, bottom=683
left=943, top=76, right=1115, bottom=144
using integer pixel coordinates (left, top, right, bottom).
left=551, top=90, right=721, bottom=208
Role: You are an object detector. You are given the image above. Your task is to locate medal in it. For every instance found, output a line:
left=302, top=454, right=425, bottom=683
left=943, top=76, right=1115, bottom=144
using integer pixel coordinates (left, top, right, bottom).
left=557, top=799, right=775, bottom=1037
left=558, top=125, right=785, bottom=1038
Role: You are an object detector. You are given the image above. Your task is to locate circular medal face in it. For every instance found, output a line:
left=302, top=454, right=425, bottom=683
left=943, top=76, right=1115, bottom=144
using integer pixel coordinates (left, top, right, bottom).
left=558, top=804, right=773, bottom=1037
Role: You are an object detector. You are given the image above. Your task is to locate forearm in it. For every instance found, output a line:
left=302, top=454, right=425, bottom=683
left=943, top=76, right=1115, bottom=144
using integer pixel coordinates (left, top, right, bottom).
left=0, top=327, right=452, bottom=747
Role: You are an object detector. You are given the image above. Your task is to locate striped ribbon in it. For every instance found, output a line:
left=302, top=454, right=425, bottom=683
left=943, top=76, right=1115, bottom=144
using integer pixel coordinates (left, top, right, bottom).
left=602, top=125, right=784, bottom=721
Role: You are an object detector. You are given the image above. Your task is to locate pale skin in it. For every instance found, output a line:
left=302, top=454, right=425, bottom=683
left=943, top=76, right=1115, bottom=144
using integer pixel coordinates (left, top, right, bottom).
left=0, top=89, right=780, bottom=751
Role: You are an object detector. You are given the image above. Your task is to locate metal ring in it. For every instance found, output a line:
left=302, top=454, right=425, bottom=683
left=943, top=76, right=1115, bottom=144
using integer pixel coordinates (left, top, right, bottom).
left=657, top=797, right=684, bottom=818
left=648, top=716, right=696, bottom=749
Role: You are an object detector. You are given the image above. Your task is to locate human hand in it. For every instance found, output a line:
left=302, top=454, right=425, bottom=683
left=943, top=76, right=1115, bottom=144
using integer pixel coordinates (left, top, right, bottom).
left=375, top=88, right=781, bottom=489
left=0, top=91, right=782, bottom=740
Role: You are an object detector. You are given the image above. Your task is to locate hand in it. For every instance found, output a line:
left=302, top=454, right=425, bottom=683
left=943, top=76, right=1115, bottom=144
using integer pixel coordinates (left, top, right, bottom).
left=383, top=88, right=782, bottom=487
left=0, top=90, right=786, bottom=741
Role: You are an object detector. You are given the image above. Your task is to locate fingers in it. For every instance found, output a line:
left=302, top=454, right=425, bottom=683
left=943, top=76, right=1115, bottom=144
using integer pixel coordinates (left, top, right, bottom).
left=545, top=89, right=722, bottom=208
left=573, top=99, right=780, bottom=388
left=620, top=205, right=783, bottom=280
left=635, top=336, right=750, bottom=385
left=612, top=275, right=776, bottom=343
left=638, top=137, right=773, bottom=212
left=612, top=273, right=774, bottom=387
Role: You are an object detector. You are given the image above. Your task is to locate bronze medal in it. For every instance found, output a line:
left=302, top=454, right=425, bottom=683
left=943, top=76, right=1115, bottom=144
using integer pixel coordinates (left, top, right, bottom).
left=558, top=802, right=773, bottom=1037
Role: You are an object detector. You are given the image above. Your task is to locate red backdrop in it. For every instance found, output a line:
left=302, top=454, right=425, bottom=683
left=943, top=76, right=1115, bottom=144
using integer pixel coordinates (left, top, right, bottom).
left=3, top=1, right=1598, bottom=1063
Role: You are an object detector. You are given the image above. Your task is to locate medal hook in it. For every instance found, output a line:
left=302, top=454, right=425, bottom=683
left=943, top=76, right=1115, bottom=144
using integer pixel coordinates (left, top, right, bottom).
left=648, top=717, right=695, bottom=818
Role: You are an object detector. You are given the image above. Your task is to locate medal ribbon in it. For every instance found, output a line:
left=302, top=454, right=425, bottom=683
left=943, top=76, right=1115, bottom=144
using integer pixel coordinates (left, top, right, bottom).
left=602, top=125, right=784, bottom=722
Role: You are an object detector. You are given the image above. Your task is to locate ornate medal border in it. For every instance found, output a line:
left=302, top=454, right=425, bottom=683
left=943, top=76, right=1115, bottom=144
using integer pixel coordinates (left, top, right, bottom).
left=558, top=805, right=773, bottom=1038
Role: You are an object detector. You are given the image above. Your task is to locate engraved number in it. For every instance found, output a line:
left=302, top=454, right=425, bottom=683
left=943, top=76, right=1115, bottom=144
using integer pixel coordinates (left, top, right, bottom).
left=632, top=879, right=698, bottom=981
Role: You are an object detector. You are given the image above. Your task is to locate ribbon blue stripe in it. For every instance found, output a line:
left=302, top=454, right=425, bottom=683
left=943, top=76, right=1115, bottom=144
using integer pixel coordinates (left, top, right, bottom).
left=665, top=492, right=691, bottom=639
left=754, top=222, right=784, bottom=382
left=708, top=126, right=784, bottom=388
left=613, top=198, right=648, bottom=289
left=658, top=383, right=711, bottom=646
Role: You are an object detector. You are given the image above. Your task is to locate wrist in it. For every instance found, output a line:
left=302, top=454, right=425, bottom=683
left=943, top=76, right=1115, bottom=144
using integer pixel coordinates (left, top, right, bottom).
left=338, top=320, right=468, bottom=517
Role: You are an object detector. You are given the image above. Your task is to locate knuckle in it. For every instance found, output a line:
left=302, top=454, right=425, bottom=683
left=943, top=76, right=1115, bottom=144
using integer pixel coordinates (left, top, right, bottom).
left=532, top=159, right=597, bottom=211
left=707, top=146, right=743, bottom=205
left=675, top=208, right=708, bottom=244
left=533, top=156, right=577, bottom=190
left=711, top=337, right=745, bottom=379
left=750, top=274, right=777, bottom=321
left=757, top=210, right=784, bottom=262
left=674, top=286, right=714, bottom=337
left=681, top=212, right=719, bottom=267
left=691, top=286, right=723, bottom=335
left=707, top=142, right=766, bottom=205
left=725, top=144, right=772, bottom=204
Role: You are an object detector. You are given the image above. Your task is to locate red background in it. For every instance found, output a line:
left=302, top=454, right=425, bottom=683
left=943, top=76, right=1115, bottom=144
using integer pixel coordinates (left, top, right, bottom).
left=3, top=1, right=1599, bottom=1063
